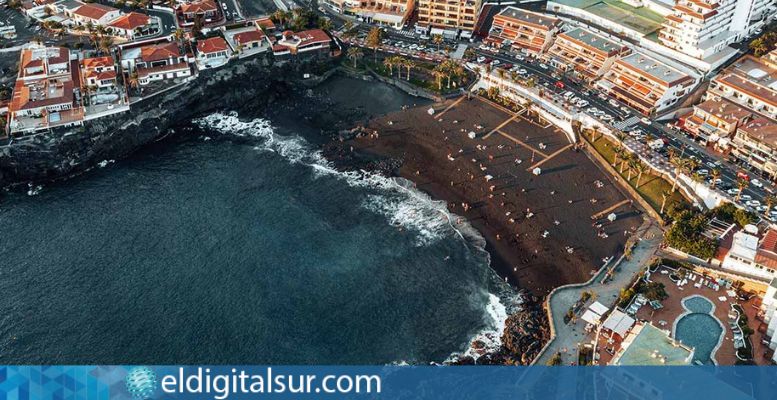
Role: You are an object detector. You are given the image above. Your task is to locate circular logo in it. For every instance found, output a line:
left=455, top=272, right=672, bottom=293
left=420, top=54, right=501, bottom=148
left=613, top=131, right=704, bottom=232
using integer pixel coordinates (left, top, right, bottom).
left=125, top=366, right=158, bottom=399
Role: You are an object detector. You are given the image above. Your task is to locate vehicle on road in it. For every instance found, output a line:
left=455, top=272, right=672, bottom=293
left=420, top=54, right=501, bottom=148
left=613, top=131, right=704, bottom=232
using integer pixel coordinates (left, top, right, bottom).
left=752, top=179, right=763, bottom=188
left=609, top=99, right=619, bottom=107
left=222, top=2, right=227, bottom=10
left=555, top=81, right=565, bottom=89
left=640, top=117, right=651, bottom=125
left=539, top=63, right=548, bottom=69
left=737, top=171, right=750, bottom=181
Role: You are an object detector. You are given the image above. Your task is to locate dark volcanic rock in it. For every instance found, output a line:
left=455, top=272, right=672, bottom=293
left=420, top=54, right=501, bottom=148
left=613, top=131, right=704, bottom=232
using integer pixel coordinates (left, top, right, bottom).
left=0, top=57, right=335, bottom=187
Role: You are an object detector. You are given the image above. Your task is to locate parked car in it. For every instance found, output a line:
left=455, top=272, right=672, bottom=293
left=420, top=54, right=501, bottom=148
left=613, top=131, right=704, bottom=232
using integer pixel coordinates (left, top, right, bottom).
left=751, top=179, right=764, bottom=188
left=727, top=188, right=740, bottom=195
left=609, top=99, right=619, bottom=107
left=640, top=117, right=651, bottom=125
left=539, top=63, right=549, bottom=69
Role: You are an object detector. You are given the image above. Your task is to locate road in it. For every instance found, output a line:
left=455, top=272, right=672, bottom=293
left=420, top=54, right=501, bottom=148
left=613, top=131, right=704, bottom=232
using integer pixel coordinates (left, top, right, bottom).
left=327, top=12, right=775, bottom=215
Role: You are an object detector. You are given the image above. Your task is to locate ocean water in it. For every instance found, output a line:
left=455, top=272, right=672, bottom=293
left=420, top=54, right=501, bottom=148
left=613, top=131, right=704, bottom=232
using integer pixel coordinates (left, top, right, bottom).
left=0, top=112, right=521, bottom=364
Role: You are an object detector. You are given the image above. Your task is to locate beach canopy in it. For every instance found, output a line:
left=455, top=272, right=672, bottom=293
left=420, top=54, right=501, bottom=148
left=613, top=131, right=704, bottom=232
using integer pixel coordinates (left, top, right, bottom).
left=580, top=309, right=600, bottom=325
left=589, top=301, right=609, bottom=316
left=602, top=309, right=635, bottom=338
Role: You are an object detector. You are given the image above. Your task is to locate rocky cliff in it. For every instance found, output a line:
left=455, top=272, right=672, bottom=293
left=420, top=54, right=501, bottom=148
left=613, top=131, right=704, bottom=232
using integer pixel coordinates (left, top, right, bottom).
left=0, top=56, right=334, bottom=187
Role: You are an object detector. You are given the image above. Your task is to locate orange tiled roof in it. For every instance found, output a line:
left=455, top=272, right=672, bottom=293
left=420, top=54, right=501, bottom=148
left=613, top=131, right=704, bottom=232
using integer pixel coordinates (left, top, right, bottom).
left=180, top=0, right=218, bottom=14
left=140, top=42, right=181, bottom=63
left=81, top=56, right=114, bottom=69
left=73, top=3, right=117, bottom=20
left=109, top=12, right=150, bottom=30
left=197, top=36, right=228, bottom=53
left=234, top=29, right=264, bottom=45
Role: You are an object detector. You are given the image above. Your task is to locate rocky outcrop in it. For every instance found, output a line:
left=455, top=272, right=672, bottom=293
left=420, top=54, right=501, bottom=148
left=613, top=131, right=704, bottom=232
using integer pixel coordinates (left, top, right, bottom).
left=0, top=56, right=336, bottom=187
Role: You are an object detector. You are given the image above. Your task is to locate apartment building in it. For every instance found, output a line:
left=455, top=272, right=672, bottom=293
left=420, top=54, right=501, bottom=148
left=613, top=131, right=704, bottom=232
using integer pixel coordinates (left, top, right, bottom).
left=707, top=54, right=777, bottom=120
left=759, top=278, right=777, bottom=362
left=680, top=97, right=752, bottom=141
left=416, top=0, right=482, bottom=38
left=729, top=117, right=777, bottom=178
left=659, top=0, right=773, bottom=60
left=323, top=0, right=414, bottom=29
left=545, top=27, right=629, bottom=81
left=7, top=44, right=83, bottom=135
left=486, top=7, right=560, bottom=56
left=596, top=51, right=698, bottom=116
left=721, top=227, right=777, bottom=281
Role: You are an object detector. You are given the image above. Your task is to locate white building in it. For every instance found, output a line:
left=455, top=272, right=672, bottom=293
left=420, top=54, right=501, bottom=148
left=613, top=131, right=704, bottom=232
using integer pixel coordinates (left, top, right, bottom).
left=659, top=0, right=774, bottom=61
left=721, top=226, right=777, bottom=281
left=196, top=36, right=232, bottom=69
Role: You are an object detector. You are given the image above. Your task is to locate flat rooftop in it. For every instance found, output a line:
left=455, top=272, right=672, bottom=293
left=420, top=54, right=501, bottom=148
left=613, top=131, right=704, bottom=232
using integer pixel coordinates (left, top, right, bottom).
left=551, top=0, right=664, bottom=35
left=715, top=55, right=777, bottom=107
left=496, top=6, right=559, bottom=29
left=560, top=27, right=625, bottom=55
left=618, top=51, right=690, bottom=85
left=615, top=322, right=692, bottom=366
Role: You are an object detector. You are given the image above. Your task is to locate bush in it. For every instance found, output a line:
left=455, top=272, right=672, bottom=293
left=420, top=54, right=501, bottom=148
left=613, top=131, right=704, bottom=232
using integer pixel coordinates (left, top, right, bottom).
left=618, top=288, right=635, bottom=308
left=547, top=353, right=562, bottom=366
left=640, top=281, right=668, bottom=301
left=708, top=203, right=757, bottom=227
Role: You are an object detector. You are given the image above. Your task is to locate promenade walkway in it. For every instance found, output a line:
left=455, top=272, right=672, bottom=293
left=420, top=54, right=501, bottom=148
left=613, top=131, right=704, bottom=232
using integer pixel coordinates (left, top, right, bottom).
left=534, top=220, right=663, bottom=365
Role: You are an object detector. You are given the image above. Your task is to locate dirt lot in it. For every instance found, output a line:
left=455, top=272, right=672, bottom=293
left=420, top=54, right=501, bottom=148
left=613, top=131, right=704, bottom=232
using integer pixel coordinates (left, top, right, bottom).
left=344, top=96, right=642, bottom=295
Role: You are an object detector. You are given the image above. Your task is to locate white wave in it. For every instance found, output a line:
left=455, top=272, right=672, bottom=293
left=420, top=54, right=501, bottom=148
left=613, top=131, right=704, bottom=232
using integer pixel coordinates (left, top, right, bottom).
left=195, top=111, right=524, bottom=361
left=195, top=112, right=473, bottom=247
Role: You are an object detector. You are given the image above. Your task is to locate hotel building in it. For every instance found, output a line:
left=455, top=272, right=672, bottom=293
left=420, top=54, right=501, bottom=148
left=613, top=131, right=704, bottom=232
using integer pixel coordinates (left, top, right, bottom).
left=707, top=55, right=777, bottom=120
left=659, top=0, right=773, bottom=60
left=720, top=227, right=777, bottom=281
left=7, top=44, right=83, bottom=135
left=545, top=27, right=629, bottom=81
left=680, top=97, right=752, bottom=141
left=728, top=117, right=777, bottom=179
left=322, top=0, right=414, bottom=29
left=596, top=51, right=698, bottom=116
left=415, top=0, right=482, bottom=39
left=486, top=7, right=560, bottom=57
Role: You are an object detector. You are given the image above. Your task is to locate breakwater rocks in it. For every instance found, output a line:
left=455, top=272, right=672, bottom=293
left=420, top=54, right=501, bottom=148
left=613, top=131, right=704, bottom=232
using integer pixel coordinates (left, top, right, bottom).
left=452, top=297, right=549, bottom=366
left=0, top=57, right=336, bottom=187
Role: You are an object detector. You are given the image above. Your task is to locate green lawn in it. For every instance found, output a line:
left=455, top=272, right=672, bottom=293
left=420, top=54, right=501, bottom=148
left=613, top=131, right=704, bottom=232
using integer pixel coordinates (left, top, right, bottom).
left=584, top=131, right=689, bottom=214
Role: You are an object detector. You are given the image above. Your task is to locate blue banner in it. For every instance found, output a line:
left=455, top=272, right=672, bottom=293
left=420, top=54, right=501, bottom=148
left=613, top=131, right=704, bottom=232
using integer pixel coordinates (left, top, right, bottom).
left=2, top=366, right=776, bottom=400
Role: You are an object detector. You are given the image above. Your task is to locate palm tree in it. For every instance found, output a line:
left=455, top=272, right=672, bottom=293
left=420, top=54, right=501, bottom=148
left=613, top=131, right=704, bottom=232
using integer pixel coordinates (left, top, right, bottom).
left=127, top=71, right=139, bottom=93
left=432, top=65, right=446, bottom=90
left=735, top=178, right=749, bottom=202
left=98, top=36, right=114, bottom=55
left=709, top=168, right=721, bottom=189
left=765, top=194, right=776, bottom=217
left=403, top=59, right=415, bottom=81
left=620, top=152, right=632, bottom=174
left=613, top=146, right=623, bottom=168
left=347, top=47, right=363, bottom=68
left=318, top=17, right=333, bottom=32
left=669, top=155, right=685, bottom=192
left=432, top=34, right=443, bottom=51
left=627, top=156, right=637, bottom=181
left=635, top=158, right=650, bottom=187
left=272, top=9, right=287, bottom=27
left=174, top=28, right=185, bottom=45
left=366, top=27, right=383, bottom=63
left=496, top=67, right=506, bottom=89
left=660, top=190, right=671, bottom=214
left=383, top=56, right=395, bottom=76
left=591, top=126, right=600, bottom=142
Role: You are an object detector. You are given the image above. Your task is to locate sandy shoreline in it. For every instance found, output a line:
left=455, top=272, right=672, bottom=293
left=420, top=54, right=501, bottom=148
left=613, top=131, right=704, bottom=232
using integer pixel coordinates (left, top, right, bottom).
left=326, top=95, right=641, bottom=296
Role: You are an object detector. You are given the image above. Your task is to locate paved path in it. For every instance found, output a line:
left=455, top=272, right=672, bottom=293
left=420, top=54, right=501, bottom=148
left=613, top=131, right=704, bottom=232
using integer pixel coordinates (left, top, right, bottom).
left=534, top=219, right=663, bottom=365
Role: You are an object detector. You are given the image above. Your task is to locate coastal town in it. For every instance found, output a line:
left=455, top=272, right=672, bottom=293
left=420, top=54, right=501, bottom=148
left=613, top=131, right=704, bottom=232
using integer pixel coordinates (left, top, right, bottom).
left=1, top=0, right=777, bottom=369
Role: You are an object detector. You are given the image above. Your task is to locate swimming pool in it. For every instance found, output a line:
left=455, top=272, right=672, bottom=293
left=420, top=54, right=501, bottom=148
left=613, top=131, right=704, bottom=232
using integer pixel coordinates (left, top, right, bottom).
left=674, top=296, right=723, bottom=365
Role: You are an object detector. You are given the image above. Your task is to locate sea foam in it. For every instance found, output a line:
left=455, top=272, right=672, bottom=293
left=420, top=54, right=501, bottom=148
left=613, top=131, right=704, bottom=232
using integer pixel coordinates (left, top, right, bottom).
left=195, top=111, right=523, bottom=361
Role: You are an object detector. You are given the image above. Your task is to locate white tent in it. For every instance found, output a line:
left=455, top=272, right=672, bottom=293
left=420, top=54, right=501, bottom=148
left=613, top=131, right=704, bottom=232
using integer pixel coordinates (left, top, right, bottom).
left=580, top=309, right=601, bottom=325
left=589, top=301, right=609, bottom=316
left=602, top=309, right=635, bottom=338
